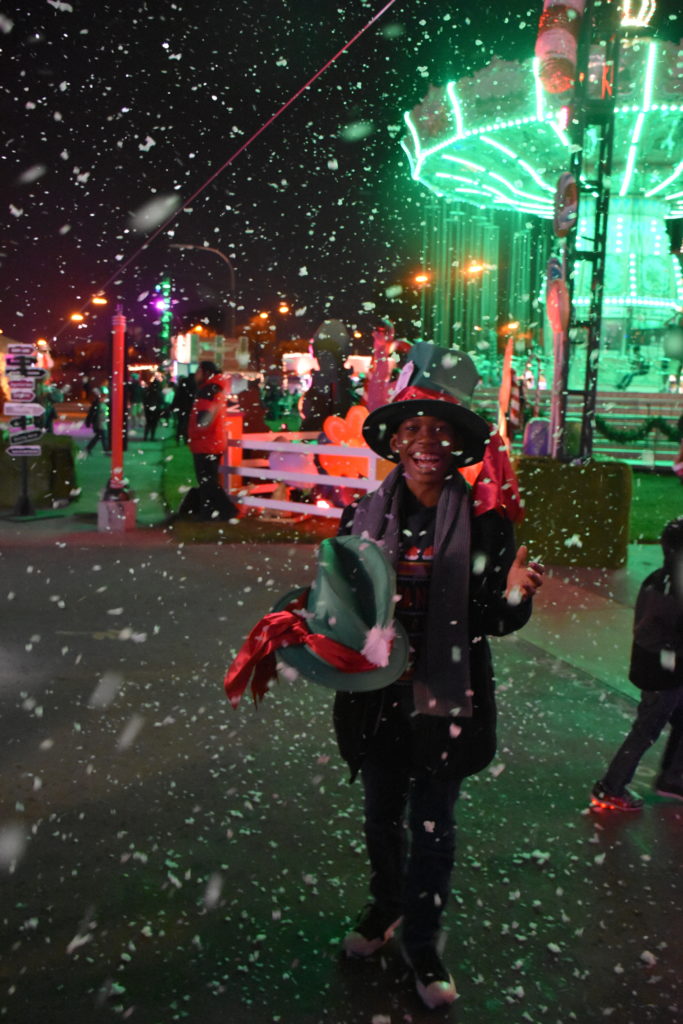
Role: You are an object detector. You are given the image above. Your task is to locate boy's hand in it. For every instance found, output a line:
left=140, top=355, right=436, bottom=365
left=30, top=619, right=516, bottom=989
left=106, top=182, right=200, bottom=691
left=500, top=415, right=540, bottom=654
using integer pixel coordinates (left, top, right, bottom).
left=505, top=545, right=545, bottom=603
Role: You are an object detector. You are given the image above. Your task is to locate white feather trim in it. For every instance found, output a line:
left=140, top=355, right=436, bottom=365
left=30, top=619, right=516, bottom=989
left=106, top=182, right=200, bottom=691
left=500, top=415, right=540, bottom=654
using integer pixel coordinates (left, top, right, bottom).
left=361, top=624, right=396, bottom=668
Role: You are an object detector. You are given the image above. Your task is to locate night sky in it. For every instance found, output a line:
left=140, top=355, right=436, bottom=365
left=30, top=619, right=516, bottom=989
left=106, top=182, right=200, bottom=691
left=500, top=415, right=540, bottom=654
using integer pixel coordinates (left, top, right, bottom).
left=1, top=0, right=681, bottom=347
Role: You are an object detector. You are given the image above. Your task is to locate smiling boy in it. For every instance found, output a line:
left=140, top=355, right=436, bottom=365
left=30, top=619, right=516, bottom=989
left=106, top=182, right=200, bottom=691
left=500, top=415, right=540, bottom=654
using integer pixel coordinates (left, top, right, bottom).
left=334, top=341, right=543, bottom=1009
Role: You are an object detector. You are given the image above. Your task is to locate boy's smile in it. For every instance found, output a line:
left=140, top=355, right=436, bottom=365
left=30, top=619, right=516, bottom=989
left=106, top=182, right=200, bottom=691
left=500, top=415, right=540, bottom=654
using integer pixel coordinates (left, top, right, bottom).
left=390, top=415, right=462, bottom=505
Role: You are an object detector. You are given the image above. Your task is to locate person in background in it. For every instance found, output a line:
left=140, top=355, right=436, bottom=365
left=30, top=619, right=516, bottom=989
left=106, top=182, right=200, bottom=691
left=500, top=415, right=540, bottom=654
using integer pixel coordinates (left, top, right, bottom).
left=591, top=516, right=683, bottom=811
left=142, top=374, right=163, bottom=441
left=83, top=387, right=107, bottom=455
left=673, top=413, right=683, bottom=483
left=128, top=373, right=144, bottom=432
left=161, top=376, right=176, bottom=426
left=238, top=379, right=269, bottom=433
left=187, top=361, right=238, bottom=521
left=172, top=374, right=196, bottom=444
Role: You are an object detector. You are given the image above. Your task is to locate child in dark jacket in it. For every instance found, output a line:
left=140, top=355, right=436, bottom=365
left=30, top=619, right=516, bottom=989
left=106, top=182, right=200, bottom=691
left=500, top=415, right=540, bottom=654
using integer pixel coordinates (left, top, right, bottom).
left=591, top=516, right=683, bottom=811
left=334, top=342, right=544, bottom=1008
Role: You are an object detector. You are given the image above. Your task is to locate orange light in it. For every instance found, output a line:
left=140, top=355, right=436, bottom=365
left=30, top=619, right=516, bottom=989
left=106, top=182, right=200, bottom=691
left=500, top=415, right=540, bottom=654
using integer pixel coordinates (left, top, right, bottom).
left=278, top=303, right=290, bottom=315
left=502, top=321, right=520, bottom=333
left=353, top=330, right=363, bottom=339
left=91, top=295, right=108, bottom=305
left=259, top=312, right=269, bottom=320
left=316, top=499, right=331, bottom=509
left=465, top=262, right=486, bottom=276
left=414, top=272, right=431, bottom=286
left=70, top=313, right=85, bottom=322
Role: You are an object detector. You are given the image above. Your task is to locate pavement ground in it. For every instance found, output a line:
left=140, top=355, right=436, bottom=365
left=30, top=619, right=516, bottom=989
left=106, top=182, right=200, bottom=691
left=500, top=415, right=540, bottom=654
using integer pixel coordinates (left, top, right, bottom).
left=0, top=429, right=681, bottom=1024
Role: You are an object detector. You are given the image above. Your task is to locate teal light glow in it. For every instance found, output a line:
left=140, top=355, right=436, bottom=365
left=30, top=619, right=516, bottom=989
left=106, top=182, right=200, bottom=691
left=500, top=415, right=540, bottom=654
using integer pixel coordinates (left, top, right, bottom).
left=645, top=160, right=683, bottom=199
left=619, top=41, right=658, bottom=197
left=550, top=120, right=571, bottom=148
left=445, top=82, right=465, bottom=138
left=517, top=157, right=556, bottom=194
left=402, top=41, right=683, bottom=332
left=480, top=136, right=518, bottom=160
left=442, top=154, right=487, bottom=173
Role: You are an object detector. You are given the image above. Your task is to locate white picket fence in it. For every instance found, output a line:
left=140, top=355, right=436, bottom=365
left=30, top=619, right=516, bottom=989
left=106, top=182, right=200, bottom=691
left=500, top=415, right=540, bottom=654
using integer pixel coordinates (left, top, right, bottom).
left=220, top=431, right=390, bottom=519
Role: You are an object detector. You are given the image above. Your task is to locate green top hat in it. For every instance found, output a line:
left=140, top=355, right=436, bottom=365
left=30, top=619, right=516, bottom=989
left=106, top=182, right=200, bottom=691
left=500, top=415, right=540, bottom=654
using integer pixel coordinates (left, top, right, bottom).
left=362, top=341, right=489, bottom=465
left=271, top=535, right=409, bottom=691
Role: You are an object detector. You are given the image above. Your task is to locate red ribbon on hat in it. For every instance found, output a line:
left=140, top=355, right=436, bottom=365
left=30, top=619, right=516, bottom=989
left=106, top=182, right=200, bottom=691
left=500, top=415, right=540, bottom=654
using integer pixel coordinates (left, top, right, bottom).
left=224, top=593, right=378, bottom=708
left=393, top=384, right=463, bottom=406
left=468, top=429, right=525, bottom=524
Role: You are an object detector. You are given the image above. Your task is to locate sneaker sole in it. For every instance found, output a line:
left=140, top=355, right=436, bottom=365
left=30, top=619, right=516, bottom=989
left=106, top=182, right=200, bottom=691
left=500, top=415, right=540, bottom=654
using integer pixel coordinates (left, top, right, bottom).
left=590, top=797, right=643, bottom=812
left=416, top=976, right=457, bottom=1010
left=401, top=948, right=457, bottom=1009
left=343, top=916, right=402, bottom=958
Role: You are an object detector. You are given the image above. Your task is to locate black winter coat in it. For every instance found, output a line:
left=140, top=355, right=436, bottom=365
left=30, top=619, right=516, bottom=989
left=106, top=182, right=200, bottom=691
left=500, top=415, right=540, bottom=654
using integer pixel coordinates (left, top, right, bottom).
left=629, top=567, right=683, bottom=690
left=333, top=506, right=532, bottom=781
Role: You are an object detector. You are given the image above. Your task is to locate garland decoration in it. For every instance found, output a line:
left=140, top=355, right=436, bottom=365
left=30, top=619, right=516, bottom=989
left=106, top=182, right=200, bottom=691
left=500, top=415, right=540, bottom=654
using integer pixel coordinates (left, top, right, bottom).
left=594, top=415, right=680, bottom=443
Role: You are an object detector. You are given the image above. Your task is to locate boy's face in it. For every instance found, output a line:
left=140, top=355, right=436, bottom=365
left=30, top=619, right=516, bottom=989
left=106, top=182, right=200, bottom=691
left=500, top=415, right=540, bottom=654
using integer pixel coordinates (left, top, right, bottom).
left=390, top=415, right=461, bottom=490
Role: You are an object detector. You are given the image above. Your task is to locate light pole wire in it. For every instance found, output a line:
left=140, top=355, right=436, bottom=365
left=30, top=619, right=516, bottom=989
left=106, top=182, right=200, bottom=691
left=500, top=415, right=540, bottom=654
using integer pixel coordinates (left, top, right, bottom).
left=56, top=0, right=400, bottom=337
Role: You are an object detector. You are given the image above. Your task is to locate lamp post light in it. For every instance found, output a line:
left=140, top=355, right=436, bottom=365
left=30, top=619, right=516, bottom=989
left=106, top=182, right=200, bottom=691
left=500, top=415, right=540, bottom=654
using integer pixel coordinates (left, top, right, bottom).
left=68, top=298, right=135, bottom=530
left=98, top=303, right=136, bottom=531
left=170, top=243, right=236, bottom=339
left=413, top=270, right=432, bottom=334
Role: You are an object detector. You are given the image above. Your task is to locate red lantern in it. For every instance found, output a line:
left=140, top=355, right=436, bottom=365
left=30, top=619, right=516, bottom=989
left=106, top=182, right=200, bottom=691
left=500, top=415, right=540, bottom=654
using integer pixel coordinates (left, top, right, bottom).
left=535, top=1, right=585, bottom=95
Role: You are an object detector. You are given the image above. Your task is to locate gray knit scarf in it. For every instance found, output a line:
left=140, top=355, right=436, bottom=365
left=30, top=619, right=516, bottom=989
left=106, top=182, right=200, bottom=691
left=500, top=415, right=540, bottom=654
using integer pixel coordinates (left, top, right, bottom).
left=350, top=465, right=472, bottom=718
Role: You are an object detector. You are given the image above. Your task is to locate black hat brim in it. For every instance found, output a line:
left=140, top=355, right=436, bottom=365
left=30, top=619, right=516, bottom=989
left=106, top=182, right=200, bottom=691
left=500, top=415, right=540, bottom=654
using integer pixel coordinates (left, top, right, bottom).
left=270, top=587, right=410, bottom=692
left=362, top=399, right=490, bottom=465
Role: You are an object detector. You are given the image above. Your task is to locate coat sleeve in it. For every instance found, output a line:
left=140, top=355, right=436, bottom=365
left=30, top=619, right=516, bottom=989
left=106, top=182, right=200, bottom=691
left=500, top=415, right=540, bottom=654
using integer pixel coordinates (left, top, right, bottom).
left=470, top=511, right=532, bottom=637
left=337, top=500, right=360, bottom=536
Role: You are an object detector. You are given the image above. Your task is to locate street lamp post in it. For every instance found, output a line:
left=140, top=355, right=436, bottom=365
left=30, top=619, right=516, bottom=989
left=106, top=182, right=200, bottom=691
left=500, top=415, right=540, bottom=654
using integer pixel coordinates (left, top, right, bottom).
left=170, top=243, right=236, bottom=339
left=97, top=304, right=136, bottom=531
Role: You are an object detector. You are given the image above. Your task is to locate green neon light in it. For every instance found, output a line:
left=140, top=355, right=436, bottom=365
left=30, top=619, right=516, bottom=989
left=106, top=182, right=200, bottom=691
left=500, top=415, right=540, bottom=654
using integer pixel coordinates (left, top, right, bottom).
left=480, top=136, right=517, bottom=160
left=157, top=276, right=173, bottom=351
left=632, top=111, right=645, bottom=145
left=645, top=160, right=683, bottom=198
left=435, top=172, right=478, bottom=186
left=400, top=137, right=419, bottom=180
left=445, top=82, right=464, bottom=138
left=550, top=121, right=570, bottom=147
left=517, top=157, right=555, bottom=194
left=619, top=42, right=658, bottom=197
left=487, top=170, right=552, bottom=206
left=573, top=296, right=679, bottom=308
left=642, top=41, right=657, bottom=111
left=403, top=112, right=423, bottom=170
left=442, top=154, right=487, bottom=173
left=435, top=170, right=551, bottom=215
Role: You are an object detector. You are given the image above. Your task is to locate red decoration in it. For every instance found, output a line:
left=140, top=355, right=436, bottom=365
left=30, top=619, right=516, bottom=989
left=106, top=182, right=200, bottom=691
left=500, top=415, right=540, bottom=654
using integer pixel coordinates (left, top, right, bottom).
left=224, top=593, right=379, bottom=708
left=320, top=405, right=369, bottom=478
left=535, top=1, right=585, bottom=95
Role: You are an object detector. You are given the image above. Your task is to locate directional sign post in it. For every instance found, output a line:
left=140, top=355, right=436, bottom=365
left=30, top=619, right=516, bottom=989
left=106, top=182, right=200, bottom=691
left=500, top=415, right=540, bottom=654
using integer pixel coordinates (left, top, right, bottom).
left=6, top=343, right=46, bottom=516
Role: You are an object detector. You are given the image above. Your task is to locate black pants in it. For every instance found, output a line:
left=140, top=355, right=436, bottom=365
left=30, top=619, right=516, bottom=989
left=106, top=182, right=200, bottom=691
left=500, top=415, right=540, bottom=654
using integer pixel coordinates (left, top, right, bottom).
left=359, top=686, right=460, bottom=954
left=192, top=453, right=237, bottom=520
left=86, top=428, right=106, bottom=454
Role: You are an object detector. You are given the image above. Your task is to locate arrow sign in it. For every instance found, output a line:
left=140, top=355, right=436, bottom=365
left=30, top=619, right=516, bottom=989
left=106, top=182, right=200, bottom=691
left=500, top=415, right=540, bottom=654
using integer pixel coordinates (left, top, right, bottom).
left=5, top=402, right=45, bottom=417
left=9, top=428, right=44, bottom=444
left=7, top=445, right=42, bottom=458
